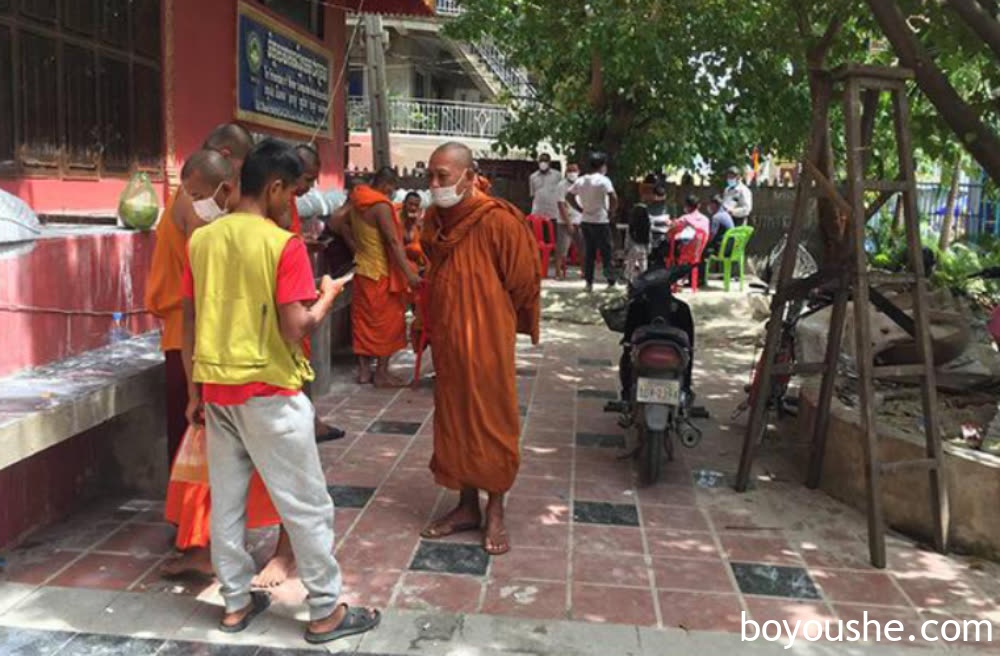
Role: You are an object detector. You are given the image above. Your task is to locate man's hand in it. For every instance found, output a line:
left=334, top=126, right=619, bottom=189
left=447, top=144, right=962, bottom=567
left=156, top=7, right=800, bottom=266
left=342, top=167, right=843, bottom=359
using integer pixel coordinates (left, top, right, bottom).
left=319, top=274, right=346, bottom=300
left=186, top=392, right=204, bottom=427
left=406, top=270, right=422, bottom=289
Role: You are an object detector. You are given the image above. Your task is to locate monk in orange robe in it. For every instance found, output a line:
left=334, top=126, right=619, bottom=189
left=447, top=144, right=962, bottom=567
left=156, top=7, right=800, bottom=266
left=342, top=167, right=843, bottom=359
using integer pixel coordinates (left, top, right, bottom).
left=401, top=191, right=427, bottom=272
left=348, top=168, right=420, bottom=386
left=472, top=160, right=492, bottom=196
left=419, top=142, right=541, bottom=556
left=155, top=127, right=288, bottom=586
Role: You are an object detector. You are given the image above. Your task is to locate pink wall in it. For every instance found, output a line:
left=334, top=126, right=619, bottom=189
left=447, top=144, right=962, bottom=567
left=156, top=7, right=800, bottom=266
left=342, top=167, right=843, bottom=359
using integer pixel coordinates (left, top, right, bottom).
left=0, top=232, right=158, bottom=378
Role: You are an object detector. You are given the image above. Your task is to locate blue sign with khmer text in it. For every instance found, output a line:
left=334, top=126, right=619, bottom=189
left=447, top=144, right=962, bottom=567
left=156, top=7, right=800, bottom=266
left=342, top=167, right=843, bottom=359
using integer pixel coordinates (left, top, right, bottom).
left=236, top=2, right=331, bottom=136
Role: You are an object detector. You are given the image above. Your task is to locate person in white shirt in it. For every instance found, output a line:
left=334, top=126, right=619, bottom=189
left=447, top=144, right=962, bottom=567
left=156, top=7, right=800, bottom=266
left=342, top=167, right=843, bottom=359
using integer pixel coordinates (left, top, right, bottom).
left=555, top=162, right=583, bottom=280
left=529, top=153, right=563, bottom=221
left=567, top=152, right=619, bottom=291
left=722, top=166, right=753, bottom=226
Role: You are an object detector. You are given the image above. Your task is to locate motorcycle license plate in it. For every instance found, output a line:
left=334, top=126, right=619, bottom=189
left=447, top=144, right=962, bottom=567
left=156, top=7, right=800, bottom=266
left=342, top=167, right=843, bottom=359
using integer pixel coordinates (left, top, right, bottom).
left=636, top=378, right=681, bottom=405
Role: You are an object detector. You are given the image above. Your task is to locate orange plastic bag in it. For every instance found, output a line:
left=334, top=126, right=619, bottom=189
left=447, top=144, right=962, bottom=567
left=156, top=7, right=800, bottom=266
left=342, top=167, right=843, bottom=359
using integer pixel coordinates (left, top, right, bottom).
left=170, top=424, right=209, bottom=484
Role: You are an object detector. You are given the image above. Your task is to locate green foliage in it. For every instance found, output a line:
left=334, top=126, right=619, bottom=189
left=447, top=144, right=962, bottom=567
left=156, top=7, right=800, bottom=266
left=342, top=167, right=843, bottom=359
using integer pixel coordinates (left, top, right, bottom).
left=446, top=0, right=1000, bottom=187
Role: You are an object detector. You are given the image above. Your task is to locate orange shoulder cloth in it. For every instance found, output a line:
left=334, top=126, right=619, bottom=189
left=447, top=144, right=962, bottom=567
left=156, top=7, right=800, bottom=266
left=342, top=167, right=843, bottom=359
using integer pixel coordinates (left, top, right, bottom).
left=423, top=194, right=524, bottom=263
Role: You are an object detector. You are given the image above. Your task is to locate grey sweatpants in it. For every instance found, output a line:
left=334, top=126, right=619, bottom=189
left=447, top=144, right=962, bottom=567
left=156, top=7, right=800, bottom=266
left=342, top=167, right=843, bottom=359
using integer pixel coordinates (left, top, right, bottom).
left=206, top=393, right=341, bottom=620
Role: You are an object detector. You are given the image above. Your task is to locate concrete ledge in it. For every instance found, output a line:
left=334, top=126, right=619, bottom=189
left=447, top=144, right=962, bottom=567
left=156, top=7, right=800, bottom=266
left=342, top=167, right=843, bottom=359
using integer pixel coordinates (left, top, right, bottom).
left=0, top=334, right=164, bottom=472
left=799, top=385, right=1000, bottom=559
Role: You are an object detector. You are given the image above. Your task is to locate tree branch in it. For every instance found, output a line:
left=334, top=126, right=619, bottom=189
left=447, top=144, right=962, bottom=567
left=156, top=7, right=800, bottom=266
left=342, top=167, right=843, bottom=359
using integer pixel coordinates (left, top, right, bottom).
left=946, top=0, right=1000, bottom=62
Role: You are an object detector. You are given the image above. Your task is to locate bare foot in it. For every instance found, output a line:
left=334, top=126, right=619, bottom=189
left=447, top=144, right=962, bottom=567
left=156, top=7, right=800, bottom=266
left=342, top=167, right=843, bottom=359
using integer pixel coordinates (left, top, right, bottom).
left=483, top=498, right=510, bottom=556
left=161, top=547, right=213, bottom=578
left=421, top=504, right=482, bottom=539
left=373, top=371, right=409, bottom=388
left=252, top=553, right=294, bottom=588
left=357, top=368, right=373, bottom=385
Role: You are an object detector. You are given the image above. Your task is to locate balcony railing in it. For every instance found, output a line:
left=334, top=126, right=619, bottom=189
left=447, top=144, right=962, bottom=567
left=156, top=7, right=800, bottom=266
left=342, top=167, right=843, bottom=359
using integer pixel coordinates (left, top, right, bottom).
left=348, top=96, right=509, bottom=139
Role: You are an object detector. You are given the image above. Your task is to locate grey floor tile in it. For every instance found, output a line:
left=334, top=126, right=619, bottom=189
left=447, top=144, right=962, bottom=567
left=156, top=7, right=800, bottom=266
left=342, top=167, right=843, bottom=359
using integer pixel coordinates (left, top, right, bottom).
left=730, top=562, right=821, bottom=600
left=0, top=626, right=76, bottom=655
left=573, top=501, right=640, bottom=527
left=58, top=633, right=163, bottom=656
left=409, top=542, right=489, bottom=576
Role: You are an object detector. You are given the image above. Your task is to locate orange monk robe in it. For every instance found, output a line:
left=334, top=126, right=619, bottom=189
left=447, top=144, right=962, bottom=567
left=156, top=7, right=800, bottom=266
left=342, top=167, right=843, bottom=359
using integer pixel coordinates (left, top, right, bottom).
left=145, top=190, right=186, bottom=352
left=422, top=195, right=541, bottom=493
left=350, top=185, right=413, bottom=358
left=164, top=469, right=281, bottom=550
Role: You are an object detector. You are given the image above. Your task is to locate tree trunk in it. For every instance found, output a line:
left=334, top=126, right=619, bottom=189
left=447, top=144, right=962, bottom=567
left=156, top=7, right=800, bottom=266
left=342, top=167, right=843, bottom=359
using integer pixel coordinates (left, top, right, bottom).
left=867, top=0, right=1000, bottom=185
left=946, top=0, right=1000, bottom=60
left=938, top=155, right=963, bottom=251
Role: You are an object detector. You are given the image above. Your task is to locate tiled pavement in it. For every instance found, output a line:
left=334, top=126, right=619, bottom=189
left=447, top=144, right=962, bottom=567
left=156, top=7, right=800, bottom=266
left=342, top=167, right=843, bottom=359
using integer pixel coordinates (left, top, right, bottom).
left=1, top=294, right=999, bottom=653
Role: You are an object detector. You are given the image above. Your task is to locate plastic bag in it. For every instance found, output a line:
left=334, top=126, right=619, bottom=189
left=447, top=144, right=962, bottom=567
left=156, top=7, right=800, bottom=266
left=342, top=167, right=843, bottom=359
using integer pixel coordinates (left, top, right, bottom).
left=118, top=172, right=160, bottom=230
left=170, top=425, right=209, bottom=484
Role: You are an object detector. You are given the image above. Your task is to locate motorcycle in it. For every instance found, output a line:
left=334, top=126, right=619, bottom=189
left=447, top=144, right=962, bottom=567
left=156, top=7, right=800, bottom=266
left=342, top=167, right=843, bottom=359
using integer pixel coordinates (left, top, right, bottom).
left=601, top=265, right=702, bottom=486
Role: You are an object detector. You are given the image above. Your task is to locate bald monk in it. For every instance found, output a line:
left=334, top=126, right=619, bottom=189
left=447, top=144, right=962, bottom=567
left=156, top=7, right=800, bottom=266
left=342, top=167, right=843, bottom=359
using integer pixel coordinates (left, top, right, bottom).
left=147, top=122, right=255, bottom=465
left=292, top=144, right=346, bottom=444
left=349, top=168, right=420, bottom=386
left=419, top=142, right=541, bottom=556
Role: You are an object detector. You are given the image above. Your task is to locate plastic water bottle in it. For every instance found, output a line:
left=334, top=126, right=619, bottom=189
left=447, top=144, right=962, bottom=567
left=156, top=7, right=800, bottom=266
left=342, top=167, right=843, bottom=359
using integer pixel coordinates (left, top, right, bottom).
left=107, top=312, right=131, bottom=346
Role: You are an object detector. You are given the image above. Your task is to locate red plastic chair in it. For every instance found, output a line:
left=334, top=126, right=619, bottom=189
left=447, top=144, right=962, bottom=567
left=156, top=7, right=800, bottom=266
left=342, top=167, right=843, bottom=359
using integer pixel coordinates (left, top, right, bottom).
left=526, top=214, right=557, bottom=278
left=411, top=281, right=432, bottom=387
left=665, top=227, right=709, bottom=293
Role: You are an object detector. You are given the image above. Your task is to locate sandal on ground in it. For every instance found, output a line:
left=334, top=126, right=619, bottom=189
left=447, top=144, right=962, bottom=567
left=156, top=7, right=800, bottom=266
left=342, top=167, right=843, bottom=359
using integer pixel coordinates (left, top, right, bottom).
left=420, top=519, right=480, bottom=540
left=483, top=529, right=510, bottom=556
left=218, top=591, right=270, bottom=634
left=316, top=424, right=347, bottom=443
left=305, top=604, right=381, bottom=644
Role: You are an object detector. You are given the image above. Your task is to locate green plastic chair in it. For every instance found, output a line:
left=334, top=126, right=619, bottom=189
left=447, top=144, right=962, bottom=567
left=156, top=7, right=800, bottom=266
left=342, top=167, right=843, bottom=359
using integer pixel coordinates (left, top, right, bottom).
left=707, top=225, right=755, bottom=291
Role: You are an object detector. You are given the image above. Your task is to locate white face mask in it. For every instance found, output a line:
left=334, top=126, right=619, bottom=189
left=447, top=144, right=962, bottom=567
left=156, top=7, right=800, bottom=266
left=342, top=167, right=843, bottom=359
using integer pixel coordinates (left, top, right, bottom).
left=567, top=172, right=579, bottom=182
left=431, top=170, right=469, bottom=209
left=190, top=182, right=227, bottom=222
left=539, top=162, right=550, bottom=172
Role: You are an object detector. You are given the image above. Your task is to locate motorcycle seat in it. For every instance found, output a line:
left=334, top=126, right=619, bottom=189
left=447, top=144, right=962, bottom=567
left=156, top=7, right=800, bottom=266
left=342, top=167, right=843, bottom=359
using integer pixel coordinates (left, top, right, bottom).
left=631, top=324, right=690, bottom=348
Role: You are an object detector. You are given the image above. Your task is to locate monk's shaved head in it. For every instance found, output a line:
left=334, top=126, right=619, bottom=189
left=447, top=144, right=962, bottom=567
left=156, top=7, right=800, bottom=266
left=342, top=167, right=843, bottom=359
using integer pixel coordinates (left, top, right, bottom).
left=430, top=141, right=474, bottom=170
left=203, top=123, right=254, bottom=161
left=295, top=143, right=320, bottom=168
left=181, top=148, right=234, bottom=186
left=427, top=141, right=476, bottom=205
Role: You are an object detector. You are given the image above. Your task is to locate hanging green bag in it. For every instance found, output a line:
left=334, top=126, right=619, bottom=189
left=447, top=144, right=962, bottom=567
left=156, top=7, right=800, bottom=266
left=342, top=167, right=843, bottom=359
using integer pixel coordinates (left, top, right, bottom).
left=118, top=172, right=160, bottom=230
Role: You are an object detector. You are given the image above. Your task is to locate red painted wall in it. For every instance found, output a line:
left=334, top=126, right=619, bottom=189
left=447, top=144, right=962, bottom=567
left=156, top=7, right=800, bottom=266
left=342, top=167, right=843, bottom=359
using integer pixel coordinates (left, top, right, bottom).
left=0, top=232, right=158, bottom=378
left=169, top=0, right=346, bottom=185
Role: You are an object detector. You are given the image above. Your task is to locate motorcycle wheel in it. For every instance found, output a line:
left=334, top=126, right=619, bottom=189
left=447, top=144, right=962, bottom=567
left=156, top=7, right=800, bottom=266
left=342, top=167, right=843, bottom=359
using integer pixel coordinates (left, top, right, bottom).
left=640, top=427, right=665, bottom=486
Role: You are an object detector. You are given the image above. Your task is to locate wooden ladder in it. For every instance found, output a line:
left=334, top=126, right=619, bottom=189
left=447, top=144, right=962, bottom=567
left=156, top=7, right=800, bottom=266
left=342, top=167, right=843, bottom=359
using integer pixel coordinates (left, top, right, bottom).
left=734, top=64, right=949, bottom=568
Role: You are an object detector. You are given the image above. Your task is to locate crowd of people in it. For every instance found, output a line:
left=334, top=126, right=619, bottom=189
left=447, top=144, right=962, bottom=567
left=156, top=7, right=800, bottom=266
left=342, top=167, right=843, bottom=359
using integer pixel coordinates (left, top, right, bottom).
left=528, top=151, right=754, bottom=288
left=145, top=127, right=541, bottom=642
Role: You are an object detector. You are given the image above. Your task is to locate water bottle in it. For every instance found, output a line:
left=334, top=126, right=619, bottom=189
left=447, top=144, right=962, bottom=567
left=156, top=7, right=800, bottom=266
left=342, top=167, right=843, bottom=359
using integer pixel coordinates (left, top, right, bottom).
left=107, top=312, right=131, bottom=346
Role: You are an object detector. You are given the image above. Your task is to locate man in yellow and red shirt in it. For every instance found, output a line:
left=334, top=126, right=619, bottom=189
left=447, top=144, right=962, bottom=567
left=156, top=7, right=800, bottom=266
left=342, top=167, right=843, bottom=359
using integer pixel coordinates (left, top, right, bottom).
left=183, top=139, right=380, bottom=642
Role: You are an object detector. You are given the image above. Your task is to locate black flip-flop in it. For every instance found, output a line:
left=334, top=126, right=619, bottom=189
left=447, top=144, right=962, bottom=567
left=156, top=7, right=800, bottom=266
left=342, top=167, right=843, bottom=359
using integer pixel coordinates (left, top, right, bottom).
left=305, top=604, right=382, bottom=644
left=218, top=591, right=270, bottom=634
left=316, top=425, right=347, bottom=443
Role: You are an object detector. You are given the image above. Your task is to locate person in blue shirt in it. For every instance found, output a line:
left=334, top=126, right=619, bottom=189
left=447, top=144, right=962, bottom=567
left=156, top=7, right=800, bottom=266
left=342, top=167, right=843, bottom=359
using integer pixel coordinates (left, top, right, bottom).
left=702, top=195, right=735, bottom=284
